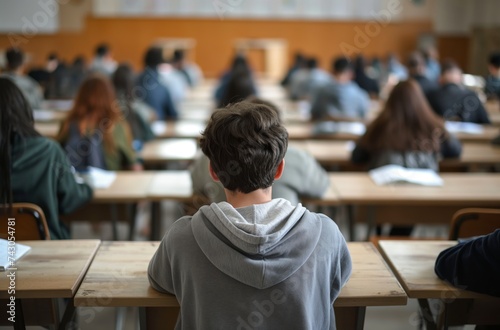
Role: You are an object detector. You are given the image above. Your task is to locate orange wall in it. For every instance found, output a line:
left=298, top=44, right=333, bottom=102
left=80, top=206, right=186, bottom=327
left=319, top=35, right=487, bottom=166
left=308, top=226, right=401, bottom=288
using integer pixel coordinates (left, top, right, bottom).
left=0, top=17, right=436, bottom=77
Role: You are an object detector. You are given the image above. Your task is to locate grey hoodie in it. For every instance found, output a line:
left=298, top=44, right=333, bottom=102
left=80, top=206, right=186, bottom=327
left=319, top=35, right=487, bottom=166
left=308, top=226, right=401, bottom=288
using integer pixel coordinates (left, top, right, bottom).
left=148, top=199, right=352, bottom=330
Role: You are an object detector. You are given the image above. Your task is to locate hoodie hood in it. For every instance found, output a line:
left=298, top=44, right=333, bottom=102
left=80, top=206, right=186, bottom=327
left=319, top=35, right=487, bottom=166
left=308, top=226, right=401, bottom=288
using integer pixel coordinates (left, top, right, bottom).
left=191, top=198, right=322, bottom=289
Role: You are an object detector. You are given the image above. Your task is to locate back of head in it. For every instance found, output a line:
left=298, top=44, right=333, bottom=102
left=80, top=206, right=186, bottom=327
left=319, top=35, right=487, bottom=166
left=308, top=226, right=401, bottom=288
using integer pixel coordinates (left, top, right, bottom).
left=172, top=49, right=185, bottom=63
left=306, top=57, right=318, bottom=70
left=407, top=51, right=426, bottom=75
left=440, top=60, right=462, bottom=85
left=332, top=57, right=352, bottom=75
left=0, top=78, right=39, bottom=209
left=200, top=101, right=288, bottom=193
left=5, top=48, right=24, bottom=71
left=112, top=63, right=134, bottom=99
left=219, top=70, right=255, bottom=108
left=489, top=52, right=500, bottom=69
left=294, top=52, right=305, bottom=67
left=144, top=47, right=164, bottom=69
left=360, top=79, right=444, bottom=152
left=95, top=43, right=110, bottom=58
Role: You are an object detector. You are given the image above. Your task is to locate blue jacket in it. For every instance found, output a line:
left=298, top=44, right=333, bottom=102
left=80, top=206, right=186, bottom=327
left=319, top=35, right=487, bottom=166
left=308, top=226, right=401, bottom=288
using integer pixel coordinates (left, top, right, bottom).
left=136, top=68, right=178, bottom=120
left=435, top=229, right=500, bottom=297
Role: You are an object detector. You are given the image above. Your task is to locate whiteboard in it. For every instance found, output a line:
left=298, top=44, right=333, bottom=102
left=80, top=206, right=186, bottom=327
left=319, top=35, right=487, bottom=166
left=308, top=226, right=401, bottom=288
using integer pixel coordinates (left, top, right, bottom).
left=0, top=0, right=59, bottom=33
left=92, top=0, right=391, bottom=20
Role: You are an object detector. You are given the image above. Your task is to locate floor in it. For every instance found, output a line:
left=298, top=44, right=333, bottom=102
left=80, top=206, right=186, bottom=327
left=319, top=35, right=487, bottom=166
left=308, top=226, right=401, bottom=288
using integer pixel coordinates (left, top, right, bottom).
left=2, top=202, right=476, bottom=330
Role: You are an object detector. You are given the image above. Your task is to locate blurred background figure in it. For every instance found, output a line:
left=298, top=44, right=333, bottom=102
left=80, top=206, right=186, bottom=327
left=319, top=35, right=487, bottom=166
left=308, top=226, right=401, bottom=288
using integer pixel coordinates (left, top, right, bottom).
left=353, top=55, right=380, bottom=99
left=1, top=48, right=43, bottom=109
left=407, top=51, right=438, bottom=97
left=215, top=54, right=256, bottom=106
left=485, top=52, right=500, bottom=100
left=89, top=43, right=117, bottom=76
left=288, top=57, right=330, bottom=100
left=280, top=52, right=306, bottom=88
left=385, top=53, right=408, bottom=82
left=171, top=49, right=203, bottom=87
left=422, top=46, right=441, bottom=82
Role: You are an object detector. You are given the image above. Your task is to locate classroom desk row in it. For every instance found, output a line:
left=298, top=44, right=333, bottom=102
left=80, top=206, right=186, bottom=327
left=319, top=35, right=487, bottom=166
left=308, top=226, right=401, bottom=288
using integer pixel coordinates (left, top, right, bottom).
left=80, top=171, right=500, bottom=241
left=3, top=240, right=499, bottom=330
left=35, top=119, right=500, bottom=143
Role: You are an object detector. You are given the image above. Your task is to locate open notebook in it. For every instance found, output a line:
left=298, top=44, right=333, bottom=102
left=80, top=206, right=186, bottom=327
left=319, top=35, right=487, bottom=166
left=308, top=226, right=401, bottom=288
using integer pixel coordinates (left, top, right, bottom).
left=75, top=167, right=116, bottom=189
left=369, top=165, right=444, bottom=186
left=0, top=239, right=31, bottom=271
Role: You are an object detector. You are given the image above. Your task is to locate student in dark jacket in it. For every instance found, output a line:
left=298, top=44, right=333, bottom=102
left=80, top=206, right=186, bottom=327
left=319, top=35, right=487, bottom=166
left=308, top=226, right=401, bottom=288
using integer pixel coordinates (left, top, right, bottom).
left=427, top=61, right=491, bottom=124
left=353, top=55, right=380, bottom=98
left=435, top=229, right=500, bottom=298
left=0, top=78, right=92, bottom=239
left=485, top=52, right=500, bottom=99
left=407, top=52, right=438, bottom=97
left=351, top=80, right=462, bottom=236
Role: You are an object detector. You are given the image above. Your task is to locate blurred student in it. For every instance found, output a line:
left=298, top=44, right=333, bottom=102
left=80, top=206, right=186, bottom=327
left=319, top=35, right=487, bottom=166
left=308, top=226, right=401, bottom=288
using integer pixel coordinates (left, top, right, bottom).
left=407, top=52, right=438, bottom=96
left=28, top=52, right=59, bottom=97
left=171, top=49, right=203, bottom=87
left=288, top=57, right=330, bottom=100
left=191, top=98, right=330, bottom=205
left=435, top=229, right=500, bottom=298
left=215, top=54, right=256, bottom=105
left=66, top=55, right=88, bottom=98
left=149, top=100, right=351, bottom=329
left=218, top=66, right=256, bottom=108
left=310, top=57, right=370, bottom=121
left=353, top=55, right=380, bottom=98
left=89, top=43, right=117, bottom=76
left=112, top=64, right=155, bottom=145
left=351, top=80, right=462, bottom=235
left=136, top=47, right=178, bottom=120
left=58, top=75, right=141, bottom=171
left=0, top=78, right=92, bottom=239
left=1, top=48, right=43, bottom=109
left=427, top=61, right=491, bottom=124
left=485, top=52, right=500, bottom=99
left=423, top=46, right=441, bottom=82
left=385, top=53, right=408, bottom=82
left=280, top=52, right=306, bottom=87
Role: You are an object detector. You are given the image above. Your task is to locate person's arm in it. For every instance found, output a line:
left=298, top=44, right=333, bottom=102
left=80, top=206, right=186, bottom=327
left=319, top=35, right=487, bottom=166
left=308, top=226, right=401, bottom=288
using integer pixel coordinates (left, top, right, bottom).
left=53, top=144, right=93, bottom=215
left=440, top=134, right=462, bottom=158
left=357, top=88, right=370, bottom=119
left=474, top=101, right=491, bottom=124
left=162, top=86, right=178, bottom=120
left=350, top=143, right=371, bottom=164
left=116, top=122, right=142, bottom=171
left=148, top=234, right=175, bottom=294
left=287, top=148, right=330, bottom=198
left=435, top=230, right=500, bottom=297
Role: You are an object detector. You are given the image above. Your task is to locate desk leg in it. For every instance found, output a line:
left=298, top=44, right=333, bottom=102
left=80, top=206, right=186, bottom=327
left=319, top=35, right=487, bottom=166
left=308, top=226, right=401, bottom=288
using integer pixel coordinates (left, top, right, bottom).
left=150, top=202, right=161, bottom=241
left=139, top=307, right=148, bottom=330
left=13, top=298, right=25, bottom=330
left=346, top=205, right=355, bottom=241
left=58, top=299, right=76, bottom=330
left=335, top=306, right=366, bottom=330
left=128, top=203, right=138, bottom=241
left=417, top=299, right=437, bottom=330
left=111, top=204, right=119, bottom=241
left=365, top=206, right=376, bottom=242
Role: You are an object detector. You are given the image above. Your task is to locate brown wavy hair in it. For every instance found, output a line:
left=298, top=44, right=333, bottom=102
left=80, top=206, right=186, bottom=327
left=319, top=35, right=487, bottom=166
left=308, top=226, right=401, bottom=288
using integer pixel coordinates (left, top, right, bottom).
left=58, top=75, right=121, bottom=151
left=357, top=79, right=446, bottom=152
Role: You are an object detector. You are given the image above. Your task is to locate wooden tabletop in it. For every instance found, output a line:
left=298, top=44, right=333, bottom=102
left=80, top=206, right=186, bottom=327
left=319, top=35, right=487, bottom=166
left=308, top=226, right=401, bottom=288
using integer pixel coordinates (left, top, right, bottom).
left=378, top=240, right=497, bottom=300
left=140, top=139, right=198, bottom=165
left=74, top=241, right=406, bottom=308
left=147, top=171, right=193, bottom=202
left=92, top=172, right=156, bottom=203
left=151, top=121, right=206, bottom=139
left=0, top=240, right=100, bottom=299
left=35, top=122, right=59, bottom=139
left=325, top=173, right=500, bottom=206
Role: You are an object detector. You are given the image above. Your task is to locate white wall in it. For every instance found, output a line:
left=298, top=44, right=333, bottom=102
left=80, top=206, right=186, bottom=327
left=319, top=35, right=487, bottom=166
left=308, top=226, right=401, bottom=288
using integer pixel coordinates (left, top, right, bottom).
left=0, top=0, right=59, bottom=33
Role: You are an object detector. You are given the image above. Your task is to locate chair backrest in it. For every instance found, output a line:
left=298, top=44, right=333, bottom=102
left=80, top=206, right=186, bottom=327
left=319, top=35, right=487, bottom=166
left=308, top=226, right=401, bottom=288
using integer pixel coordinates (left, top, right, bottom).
left=0, top=203, right=50, bottom=240
left=449, top=208, right=500, bottom=240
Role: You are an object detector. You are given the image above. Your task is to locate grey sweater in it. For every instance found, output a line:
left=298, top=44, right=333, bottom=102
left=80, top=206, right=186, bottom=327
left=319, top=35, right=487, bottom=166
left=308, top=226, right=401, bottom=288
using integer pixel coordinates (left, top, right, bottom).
left=148, top=199, right=352, bottom=330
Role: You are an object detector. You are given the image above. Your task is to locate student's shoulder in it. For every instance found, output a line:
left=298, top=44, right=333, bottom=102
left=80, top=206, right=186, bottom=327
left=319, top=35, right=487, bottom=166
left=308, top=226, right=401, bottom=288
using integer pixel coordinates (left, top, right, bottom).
left=303, top=210, right=341, bottom=234
left=285, top=146, right=314, bottom=163
left=164, top=216, right=195, bottom=242
left=26, top=136, right=62, bottom=153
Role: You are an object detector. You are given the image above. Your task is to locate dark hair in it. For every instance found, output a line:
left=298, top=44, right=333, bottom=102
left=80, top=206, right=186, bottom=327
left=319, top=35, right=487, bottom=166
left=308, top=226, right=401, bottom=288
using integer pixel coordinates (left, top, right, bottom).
left=306, top=58, right=318, bottom=69
left=441, top=60, right=461, bottom=75
left=0, top=78, right=40, bottom=211
left=95, top=43, right=110, bottom=57
left=172, top=49, right=185, bottom=63
left=112, top=63, right=134, bottom=101
left=5, top=48, right=24, bottom=71
left=47, top=52, right=58, bottom=61
left=219, top=69, right=256, bottom=108
left=144, top=47, right=164, bottom=68
left=200, top=101, right=288, bottom=193
left=332, top=57, right=351, bottom=74
left=245, top=97, right=282, bottom=123
left=357, top=80, right=446, bottom=152
left=407, top=52, right=425, bottom=70
left=489, top=52, right=500, bottom=69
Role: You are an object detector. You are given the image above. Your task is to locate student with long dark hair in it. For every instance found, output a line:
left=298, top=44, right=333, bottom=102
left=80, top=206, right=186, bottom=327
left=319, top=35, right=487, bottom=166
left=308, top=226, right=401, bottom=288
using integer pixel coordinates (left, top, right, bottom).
left=0, top=78, right=92, bottom=239
left=58, top=75, right=141, bottom=171
left=351, top=80, right=462, bottom=235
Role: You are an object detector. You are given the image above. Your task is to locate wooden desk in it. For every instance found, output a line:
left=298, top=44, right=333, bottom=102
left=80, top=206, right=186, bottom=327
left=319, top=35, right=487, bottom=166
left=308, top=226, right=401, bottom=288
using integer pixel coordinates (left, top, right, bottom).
left=35, top=122, right=59, bottom=139
left=0, top=240, right=100, bottom=329
left=33, top=110, right=67, bottom=123
left=140, top=139, right=198, bottom=166
left=92, top=172, right=156, bottom=203
left=75, top=241, right=406, bottom=330
left=151, top=121, right=206, bottom=139
left=379, top=240, right=500, bottom=328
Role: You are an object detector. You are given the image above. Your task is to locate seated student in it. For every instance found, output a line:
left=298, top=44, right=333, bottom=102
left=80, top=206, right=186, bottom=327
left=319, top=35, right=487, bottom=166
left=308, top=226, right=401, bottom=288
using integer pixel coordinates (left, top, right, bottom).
left=353, top=55, right=380, bottom=98
left=218, top=66, right=257, bottom=108
left=1, top=48, right=43, bottom=109
left=422, top=46, right=441, bottom=82
left=58, top=75, right=141, bottom=171
left=407, top=51, right=439, bottom=97
left=310, top=57, right=370, bottom=121
left=351, top=80, right=462, bottom=236
left=191, top=98, right=330, bottom=205
left=148, top=101, right=352, bottom=330
left=136, top=47, right=178, bottom=120
left=89, top=43, right=117, bottom=76
left=112, top=64, right=155, bottom=145
left=435, top=229, right=500, bottom=298
left=171, top=49, right=203, bottom=87
left=214, top=54, right=256, bottom=105
left=280, top=52, right=306, bottom=88
left=485, top=52, right=500, bottom=99
left=427, top=60, right=491, bottom=124
left=385, top=53, right=408, bottom=82
left=0, top=78, right=92, bottom=239
left=288, top=57, right=331, bottom=100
